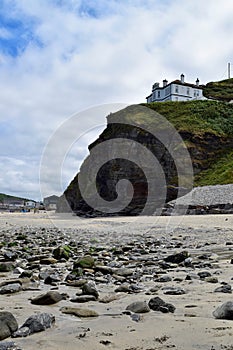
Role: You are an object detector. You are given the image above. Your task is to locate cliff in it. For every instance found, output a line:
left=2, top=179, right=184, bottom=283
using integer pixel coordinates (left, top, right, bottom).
left=58, top=100, right=233, bottom=216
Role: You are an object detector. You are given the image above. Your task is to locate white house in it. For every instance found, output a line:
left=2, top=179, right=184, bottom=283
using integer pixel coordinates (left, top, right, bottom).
left=146, top=74, right=206, bottom=103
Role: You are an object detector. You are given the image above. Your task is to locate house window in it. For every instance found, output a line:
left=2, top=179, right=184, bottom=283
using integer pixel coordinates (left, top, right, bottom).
left=175, top=86, right=179, bottom=93
left=194, top=90, right=196, bottom=97
left=187, top=88, right=190, bottom=95
left=196, top=90, right=199, bottom=96
left=158, top=91, right=160, bottom=98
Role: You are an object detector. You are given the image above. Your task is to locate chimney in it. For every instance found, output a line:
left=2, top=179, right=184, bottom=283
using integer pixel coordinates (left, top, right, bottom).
left=152, top=82, right=159, bottom=91
left=163, top=79, right=168, bottom=87
left=196, top=78, right=199, bottom=86
left=180, top=74, right=185, bottom=84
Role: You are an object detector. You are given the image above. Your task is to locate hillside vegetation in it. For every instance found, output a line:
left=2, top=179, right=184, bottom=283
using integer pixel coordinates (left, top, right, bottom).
left=143, top=100, right=233, bottom=186
left=203, top=78, right=233, bottom=102
left=0, top=193, right=31, bottom=203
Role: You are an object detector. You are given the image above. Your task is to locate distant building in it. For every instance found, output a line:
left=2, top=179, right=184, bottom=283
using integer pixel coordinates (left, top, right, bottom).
left=146, top=74, right=206, bottom=103
left=44, top=195, right=59, bottom=210
left=25, top=200, right=36, bottom=209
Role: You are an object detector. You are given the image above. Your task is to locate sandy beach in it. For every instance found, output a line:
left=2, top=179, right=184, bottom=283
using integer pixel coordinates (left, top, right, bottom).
left=1, top=212, right=233, bottom=350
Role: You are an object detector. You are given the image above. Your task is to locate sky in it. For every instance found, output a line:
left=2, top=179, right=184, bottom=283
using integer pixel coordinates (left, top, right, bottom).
left=0, top=0, right=233, bottom=201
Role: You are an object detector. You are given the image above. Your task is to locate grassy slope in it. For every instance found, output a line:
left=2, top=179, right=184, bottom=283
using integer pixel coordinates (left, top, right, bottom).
left=143, top=100, right=233, bottom=186
left=203, top=78, right=233, bottom=102
left=143, top=100, right=233, bottom=136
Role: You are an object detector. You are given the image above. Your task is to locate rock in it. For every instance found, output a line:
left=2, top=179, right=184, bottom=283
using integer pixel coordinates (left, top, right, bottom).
left=82, top=281, right=99, bottom=299
left=40, top=257, right=57, bottom=265
left=126, top=301, right=150, bottom=313
left=148, top=297, right=175, bottom=313
left=114, top=268, right=134, bottom=277
left=57, top=105, right=192, bottom=216
left=60, top=307, right=99, bottom=318
left=3, top=252, right=18, bottom=261
left=114, top=284, right=131, bottom=293
left=156, top=275, right=172, bottom=283
left=130, top=313, right=143, bottom=322
left=0, top=312, right=18, bottom=340
left=213, top=301, right=233, bottom=319
left=99, top=293, right=123, bottom=303
left=0, top=262, right=15, bottom=273
left=66, top=279, right=87, bottom=287
left=205, top=276, right=218, bottom=283
left=44, top=274, right=61, bottom=285
left=0, top=283, right=22, bottom=295
left=12, top=313, right=55, bottom=337
left=0, top=342, right=21, bottom=350
left=162, top=287, right=186, bottom=295
left=198, top=271, right=212, bottom=279
left=53, top=245, right=72, bottom=260
left=71, top=295, right=97, bottom=303
left=214, top=285, right=232, bottom=293
left=31, top=291, right=63, bottom=305
left=164, top=251, right=189, bottom=264
left=94, top=265, right=113, bottom=275
left=73, top=256, right=95, bottom=269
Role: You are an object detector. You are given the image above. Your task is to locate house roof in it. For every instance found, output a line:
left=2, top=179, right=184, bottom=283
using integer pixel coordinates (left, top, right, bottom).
left=169, top=79, right=205, bottom=89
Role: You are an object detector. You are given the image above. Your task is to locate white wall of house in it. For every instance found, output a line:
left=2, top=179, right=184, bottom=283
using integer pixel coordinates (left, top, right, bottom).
left=146, top=75, right=206, bottom=103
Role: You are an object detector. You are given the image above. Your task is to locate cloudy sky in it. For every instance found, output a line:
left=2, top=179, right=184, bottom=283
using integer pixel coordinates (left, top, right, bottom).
left=0, top=0, right=233, bottom=201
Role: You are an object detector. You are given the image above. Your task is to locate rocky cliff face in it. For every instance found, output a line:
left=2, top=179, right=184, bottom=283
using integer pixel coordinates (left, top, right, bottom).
left=57, top=103, right=233, bottom=217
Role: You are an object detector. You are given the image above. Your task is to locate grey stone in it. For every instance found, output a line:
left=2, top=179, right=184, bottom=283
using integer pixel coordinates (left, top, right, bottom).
left=0, top=312, right=18, bottom=340
left=156, top=275, right=172, bottom=283
left=114, top=268, right=134, bottom=277
left=148, top=297, right=175, bottom=313
left=82, top=281, right=99, bottom=299
left=164, top=251, right=189, bottom=264
left=162, top=287, right=186, bottom=295
left=0, top=342, right=21, bottom=350
left=0, top=283, right=22, bottom=295
left=12, top=313, right=55, bottom=337
left=213, top=301, right=233, bottom=320
left=0, top=263, right=15, bottom=273
left=214, top=285, right=232, bottom=293
left=71, top=295, right=97, bottom=303
left=31, top=291, right=63, bottom=305
left=126, top=301, right=150, bottom=313
left=198, top=271, right=212, bottom=279
left=60, top=307, right=99, bottom=317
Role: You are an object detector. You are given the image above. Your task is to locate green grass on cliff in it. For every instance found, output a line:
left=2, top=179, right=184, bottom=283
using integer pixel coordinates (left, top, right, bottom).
left=143, top=100, right=233, bottom=136
left=203, top=78, right=233, bottom=102
left=143, top=100, right=233, bottom=186
left=195, top=150, right=233, bottom=186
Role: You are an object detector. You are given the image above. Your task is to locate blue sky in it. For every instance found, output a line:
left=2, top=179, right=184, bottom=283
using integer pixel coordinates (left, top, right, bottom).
left=0, top=0, right=233, bottom=200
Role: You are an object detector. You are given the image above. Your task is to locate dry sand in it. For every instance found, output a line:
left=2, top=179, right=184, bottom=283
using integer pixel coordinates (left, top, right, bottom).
left=1, top=211, right=233, bottom=350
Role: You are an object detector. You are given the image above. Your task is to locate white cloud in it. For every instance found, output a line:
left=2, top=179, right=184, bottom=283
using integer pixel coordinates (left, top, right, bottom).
left=0, top=0, right=233, bottom=200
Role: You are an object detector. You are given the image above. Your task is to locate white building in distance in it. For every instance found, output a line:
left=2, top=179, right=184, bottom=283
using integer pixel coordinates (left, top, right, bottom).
left=146, top=74, right=205, bottom=103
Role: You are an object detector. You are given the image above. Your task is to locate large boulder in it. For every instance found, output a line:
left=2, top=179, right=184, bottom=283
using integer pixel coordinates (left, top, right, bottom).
left=0, top=312, right=18, bottom=340
left=213, top=301, right=233, bottom=320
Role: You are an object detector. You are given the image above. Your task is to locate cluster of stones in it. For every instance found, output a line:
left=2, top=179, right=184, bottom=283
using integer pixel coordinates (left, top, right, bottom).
left=1, top=225, right=233, bottom=348
left=162, top=203, right=233, bottom=216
